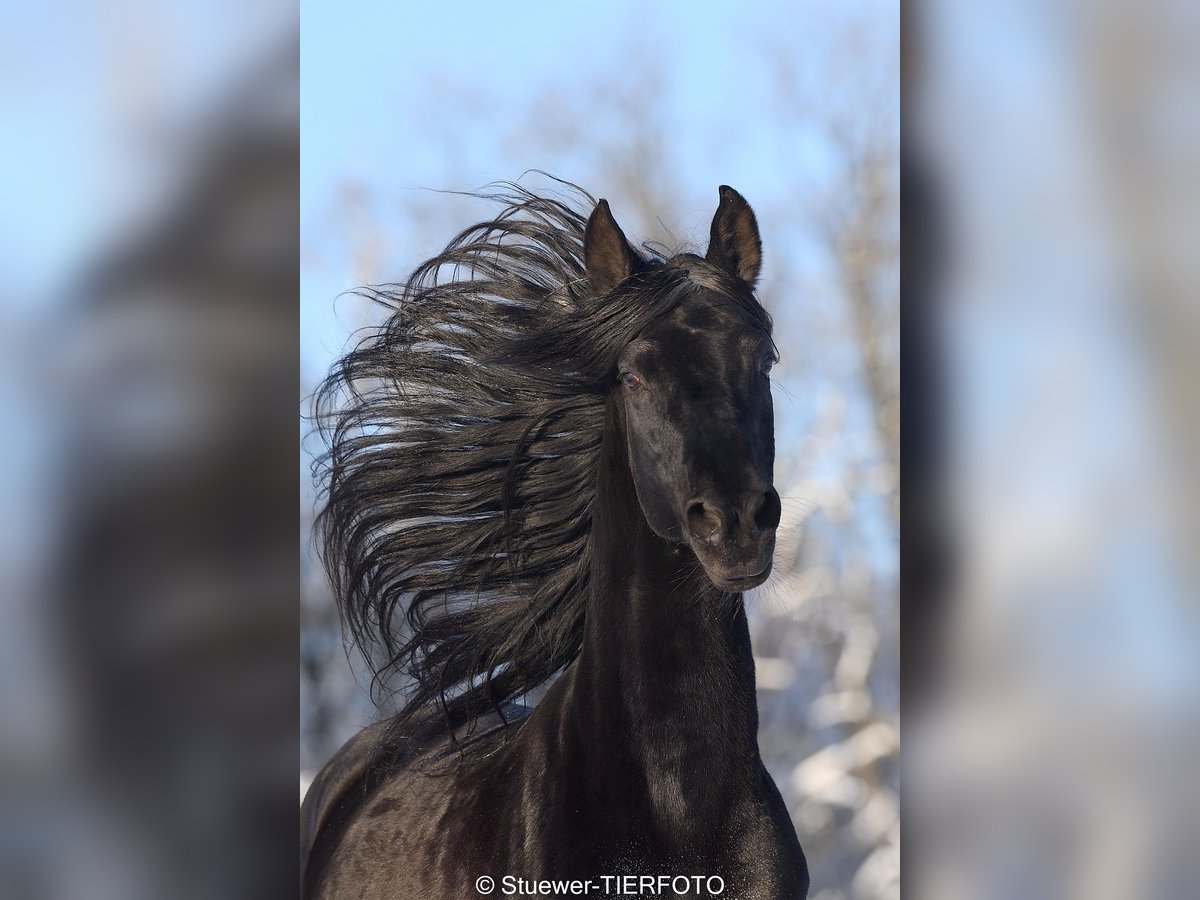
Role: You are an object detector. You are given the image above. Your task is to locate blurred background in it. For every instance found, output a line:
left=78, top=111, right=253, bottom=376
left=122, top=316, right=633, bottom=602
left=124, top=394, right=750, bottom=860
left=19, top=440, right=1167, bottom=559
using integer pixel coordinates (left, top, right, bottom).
left=0, top=2, right=298, bottom=898
left=300, top=2, right=900, bottom=899
left=907, top=1, right=1200, bottom=897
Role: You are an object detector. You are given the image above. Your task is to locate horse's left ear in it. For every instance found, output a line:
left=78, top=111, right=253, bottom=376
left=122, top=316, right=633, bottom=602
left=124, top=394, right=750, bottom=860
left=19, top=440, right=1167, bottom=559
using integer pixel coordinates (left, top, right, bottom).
left=706, top=185, right=762, bottom=287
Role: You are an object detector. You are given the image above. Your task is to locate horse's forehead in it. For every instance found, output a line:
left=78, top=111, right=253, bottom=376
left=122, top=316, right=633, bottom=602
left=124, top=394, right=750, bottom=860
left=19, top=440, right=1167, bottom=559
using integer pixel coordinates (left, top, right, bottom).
left=639, top=295, right=765, bottom=359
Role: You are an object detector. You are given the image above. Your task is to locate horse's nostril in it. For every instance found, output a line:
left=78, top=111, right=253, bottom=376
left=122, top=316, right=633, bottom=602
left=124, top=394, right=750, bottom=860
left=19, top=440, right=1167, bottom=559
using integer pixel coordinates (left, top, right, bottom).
left=754, top=487, right=782, bottom=532
left=686, top=500, right=721, bottom=538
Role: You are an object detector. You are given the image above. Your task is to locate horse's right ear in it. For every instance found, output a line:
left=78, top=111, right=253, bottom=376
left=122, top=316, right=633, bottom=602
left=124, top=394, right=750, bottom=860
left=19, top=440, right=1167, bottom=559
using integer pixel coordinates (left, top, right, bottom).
left=584, top=199, right=636, bottom=295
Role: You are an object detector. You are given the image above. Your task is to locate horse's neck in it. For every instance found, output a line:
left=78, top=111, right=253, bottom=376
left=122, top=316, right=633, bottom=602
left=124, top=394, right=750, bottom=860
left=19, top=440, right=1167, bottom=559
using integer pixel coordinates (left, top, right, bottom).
left=566, top=399, right=762, bottom=830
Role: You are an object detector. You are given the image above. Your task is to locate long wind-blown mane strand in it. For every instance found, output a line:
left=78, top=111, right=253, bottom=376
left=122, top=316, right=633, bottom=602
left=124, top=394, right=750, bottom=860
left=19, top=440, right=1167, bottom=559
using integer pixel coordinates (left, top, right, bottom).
left=313, top=182, right=706, bottom=741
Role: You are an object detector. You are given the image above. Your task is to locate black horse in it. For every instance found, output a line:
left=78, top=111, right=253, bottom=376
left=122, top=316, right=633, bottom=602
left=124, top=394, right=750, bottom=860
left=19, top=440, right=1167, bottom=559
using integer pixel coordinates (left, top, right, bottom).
left=304, top=182, right=808, bottom=899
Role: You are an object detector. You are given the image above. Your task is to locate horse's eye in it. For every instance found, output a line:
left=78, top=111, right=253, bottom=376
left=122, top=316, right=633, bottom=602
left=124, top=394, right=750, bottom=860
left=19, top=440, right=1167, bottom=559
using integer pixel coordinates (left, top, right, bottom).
left=622, top=372, right=642, bottom=390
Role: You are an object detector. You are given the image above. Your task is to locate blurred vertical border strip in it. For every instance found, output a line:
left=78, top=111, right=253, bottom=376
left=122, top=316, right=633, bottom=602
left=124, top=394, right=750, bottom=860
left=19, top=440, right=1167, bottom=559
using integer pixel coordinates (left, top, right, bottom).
left=0, top=5, right=300, bottom=900
left=906, top=0, right=1200, bottom=897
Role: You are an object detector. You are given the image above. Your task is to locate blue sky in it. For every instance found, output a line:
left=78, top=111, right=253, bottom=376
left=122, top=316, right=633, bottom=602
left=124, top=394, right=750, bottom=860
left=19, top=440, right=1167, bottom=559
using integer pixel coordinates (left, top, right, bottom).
left=300, top=0, right=893, bottom=381
left=301, top=0, right=781, bottom=212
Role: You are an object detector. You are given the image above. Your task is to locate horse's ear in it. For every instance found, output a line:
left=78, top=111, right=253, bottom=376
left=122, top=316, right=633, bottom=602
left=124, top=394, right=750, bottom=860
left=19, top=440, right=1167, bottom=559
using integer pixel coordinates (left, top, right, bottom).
left=584, top=199, right=636, bottom=295
left=706, top=185, right=762, bottom=287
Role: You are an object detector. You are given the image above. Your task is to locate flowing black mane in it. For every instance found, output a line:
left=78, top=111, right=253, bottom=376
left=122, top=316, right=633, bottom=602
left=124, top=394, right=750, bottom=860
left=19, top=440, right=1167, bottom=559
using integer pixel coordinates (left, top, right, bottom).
left=312, top=181, right=770, bottom=741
